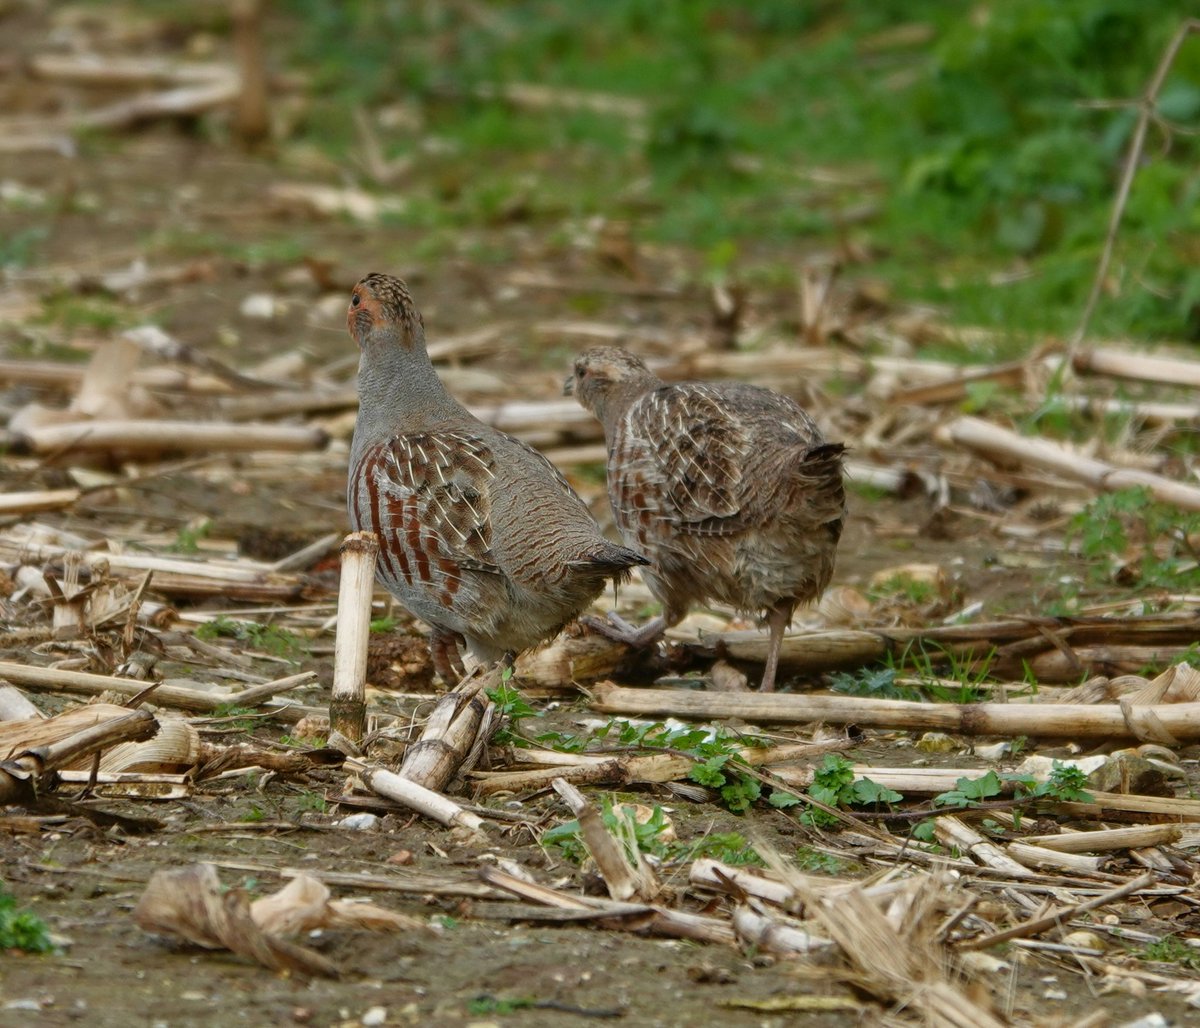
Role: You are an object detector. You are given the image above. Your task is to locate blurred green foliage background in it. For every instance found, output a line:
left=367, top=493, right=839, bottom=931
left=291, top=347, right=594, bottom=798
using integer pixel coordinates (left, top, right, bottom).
left=283, top=1, right=1200, bottom=346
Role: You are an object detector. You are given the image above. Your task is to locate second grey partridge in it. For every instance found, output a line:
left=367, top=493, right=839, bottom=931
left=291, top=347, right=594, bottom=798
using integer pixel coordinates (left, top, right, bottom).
left=347, top=275, right=648, bottom=683
left=567, top=347, right=846, bottom=691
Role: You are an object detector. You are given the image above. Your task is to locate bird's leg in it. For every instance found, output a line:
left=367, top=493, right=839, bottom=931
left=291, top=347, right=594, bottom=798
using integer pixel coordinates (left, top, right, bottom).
left=582, top=612, right=666, bottom=648
left=430, top=628, right=466, bottom=685
left=759, top=604, right=794, bottom=693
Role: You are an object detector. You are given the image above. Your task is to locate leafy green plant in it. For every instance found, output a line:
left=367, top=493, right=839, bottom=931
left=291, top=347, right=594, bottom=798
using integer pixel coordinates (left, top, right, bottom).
left=531, top=729, right=589, bottom=753
left=1066, top=487, right=1200, bottom=590
left=487, top=674, right=540, bottom=746
left=0, top=227, right=47, bottom=270
left=679, top=832, right=762, bottom=866
left=544, top=805, right=762, bottom=868
left=170, top=518, right=212, bottom=554
left=829, top=666, right=919, bottom=701
left=933, top=762, right=1093, bottom=810
left=0, top=887, right=56, bottom=954
left=468, top=996, right=536, bottom=1016
left=543, top=800, right=673, bottom=864
left=911, top=820, right=937, bottom=844
left=537, top=718, right=772, bottom=813
left=195, top=617, right=306, bottom=660
left=788, top=754, right=903, bottom=827
left=934, top=770, right=1005, bottom=809
left=832, top=646, right=993, bottom=704
left=871, top=574, right=938, bottom=606
left=794, top=847, right=849, bottom=874
left=369, top=615, right=398, bottom=633
left=36, top=295, right=130, bottom=333
left=295, top=791, right=327, bottom=814
left=1141, top=935, right=1200, bottom=971
left=1029, top=762, right=1094, bottom=803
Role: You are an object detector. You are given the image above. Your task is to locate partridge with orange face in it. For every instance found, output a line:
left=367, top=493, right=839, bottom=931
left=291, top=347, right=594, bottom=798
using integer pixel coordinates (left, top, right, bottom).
left=568, top=347, right=846, bottom=691
left=347, top=275, right=648, bottom=682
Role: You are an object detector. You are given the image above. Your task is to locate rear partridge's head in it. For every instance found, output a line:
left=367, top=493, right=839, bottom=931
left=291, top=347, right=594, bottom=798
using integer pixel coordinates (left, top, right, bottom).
left=567, top=347, right=662, bottom=430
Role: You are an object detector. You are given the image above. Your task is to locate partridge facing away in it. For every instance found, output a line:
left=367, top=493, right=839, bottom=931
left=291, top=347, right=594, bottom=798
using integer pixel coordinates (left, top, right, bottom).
left=347, top=275, right=648, bottom=682
left=567, top=347, right=846, bottom=692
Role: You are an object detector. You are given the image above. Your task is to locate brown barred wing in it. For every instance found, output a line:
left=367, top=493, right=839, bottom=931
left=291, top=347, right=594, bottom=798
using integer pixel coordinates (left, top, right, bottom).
left=349, top=428, right=501, bottom=610
left=616, top=383, right=753, bottom=537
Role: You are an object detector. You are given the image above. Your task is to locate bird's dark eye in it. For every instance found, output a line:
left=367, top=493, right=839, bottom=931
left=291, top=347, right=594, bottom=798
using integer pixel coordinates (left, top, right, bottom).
left=351, top=292, right=361, bottom=307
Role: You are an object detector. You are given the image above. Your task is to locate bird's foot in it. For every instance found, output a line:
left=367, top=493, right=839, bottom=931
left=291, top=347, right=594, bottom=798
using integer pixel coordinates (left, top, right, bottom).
left=430, top=629, right=467, bottom=686
left=582, top=612, right=666, bottom=649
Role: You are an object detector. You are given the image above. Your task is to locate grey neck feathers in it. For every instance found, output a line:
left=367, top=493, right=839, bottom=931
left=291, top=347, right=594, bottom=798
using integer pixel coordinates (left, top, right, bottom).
left=599, top=375, right=661, bottom=439
left=354, top=334, right=469, bottom=441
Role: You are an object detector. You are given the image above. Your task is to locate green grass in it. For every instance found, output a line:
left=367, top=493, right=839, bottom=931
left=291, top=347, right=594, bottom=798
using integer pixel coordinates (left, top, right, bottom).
left=277, top=0, right=1200, bottom=345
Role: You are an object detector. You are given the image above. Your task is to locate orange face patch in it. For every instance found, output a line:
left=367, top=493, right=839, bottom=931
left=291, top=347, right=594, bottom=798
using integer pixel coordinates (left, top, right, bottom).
left=347, top=282, right=380, bottom=343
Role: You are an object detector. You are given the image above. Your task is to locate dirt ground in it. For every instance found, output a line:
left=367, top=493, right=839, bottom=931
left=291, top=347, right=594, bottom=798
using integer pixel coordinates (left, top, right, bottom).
left=3, top=10, right=1200, bottom=1028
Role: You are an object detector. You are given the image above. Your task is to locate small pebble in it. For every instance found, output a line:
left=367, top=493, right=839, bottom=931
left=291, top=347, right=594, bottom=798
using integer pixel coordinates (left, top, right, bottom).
left=362, top=1006, right=387, bottom=1027
left=1119, top=1015, right=1169, bottom=1028
left=915, top=731, right=958, bottom=754
left=337, top=813, right=379, bottom=831
left=1062, top=930, right=1104, bottom=951
left=973, top=741, right=1009, bottom=761
left=240, top=293, right=280, bottom=319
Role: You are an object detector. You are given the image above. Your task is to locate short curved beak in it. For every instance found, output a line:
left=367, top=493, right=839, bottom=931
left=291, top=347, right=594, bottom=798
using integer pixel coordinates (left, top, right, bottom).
left=562, top=373, right=575, bottom=397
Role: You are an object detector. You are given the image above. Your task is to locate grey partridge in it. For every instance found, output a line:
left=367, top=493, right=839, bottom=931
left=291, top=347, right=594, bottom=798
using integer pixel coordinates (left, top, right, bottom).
left=347, top=274, right=648, bottom=683
left=567, top=347, right=846, bottom=691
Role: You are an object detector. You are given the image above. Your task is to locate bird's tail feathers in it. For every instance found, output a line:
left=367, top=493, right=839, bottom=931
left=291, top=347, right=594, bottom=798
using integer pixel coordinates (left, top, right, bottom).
left=567, top=540, right=651, bottom=584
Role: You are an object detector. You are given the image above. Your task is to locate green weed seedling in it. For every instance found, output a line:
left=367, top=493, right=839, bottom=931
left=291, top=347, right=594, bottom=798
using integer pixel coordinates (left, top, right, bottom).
left=530, top=718, right=772, bottom=814
left=543, top=799, right=673, bottom=865
left=1066, top=487, right=1200, bottom=593
left=932, top=762, right=1093, bottom=810
left=831, top=644, right=994, bottom=704
left=486, top=673, right=540, bottom=746
left=778, top=753, right=903, bottom=827
left=0, top=886, right=56, bottom=954
left=169, top=518, right=212, bottom=555
left=1141, top=936, right=1200, bottom=972
left=933, top=770, right=1004, bottom=809
left=195, top=617, right=306, bottom=660
left=794, top=847, right=849, bottom=875
left=544, top=803, right=761, bottom=867
left=469, top=997, right=536, bottom=1016
left=296, top=791, right=327, bottom=814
